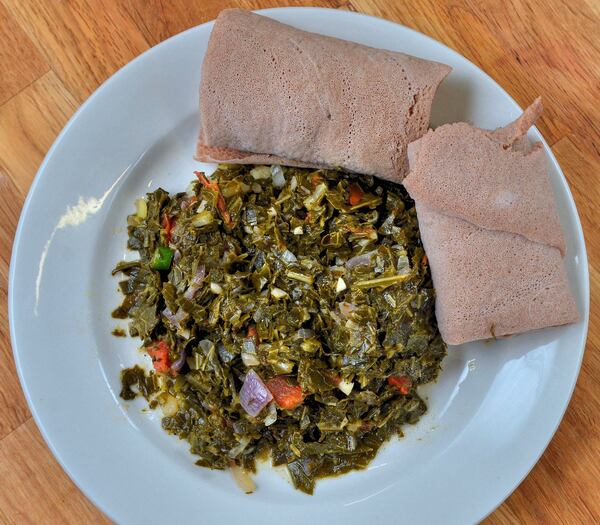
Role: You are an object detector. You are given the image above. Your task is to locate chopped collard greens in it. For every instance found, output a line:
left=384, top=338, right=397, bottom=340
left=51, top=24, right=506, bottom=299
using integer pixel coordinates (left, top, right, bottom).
left=113, top=164, right=446, bottom=494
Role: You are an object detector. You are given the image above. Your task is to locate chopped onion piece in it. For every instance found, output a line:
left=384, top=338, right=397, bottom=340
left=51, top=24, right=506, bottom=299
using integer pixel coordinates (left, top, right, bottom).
left=210, top=282, right=223, bottom=294
left=170, top=348, right=187, bottom=373
left=239, top=369, right=273, bottom=417
left=191, top=210, right=215, bottom=227
left=346, top=434, right=357, bottom=451
left=162, top=307, right=187, bottom=327
left=161, top=395, right=179, bottom=417
left=397, top=252, right=411, bottom=274
left=338, top=379, right=354, bottom=396
left=338, top=302, right=357, bottom=319
left=293, top=226, right=303, bottom=235
left=271, top=165, right=286, bottom=188
left=290, top=176, right=298, bottom=191
left=383, top=291, right=397, bottom=308
left=245, top=208, right=258, bottom=226
left=294, top=328, right=315, bottom=340
left=241, top=339, right=260, bottom=366
left=228, top=437, right=251, bottom=459
left=303, top=183, right=327, bottom=210
left=135, top=198, right=147, bottom=219
left=281, top=249, right=297, bottom=263
left=183, top=265, right=206, bottom=300
left=230, top=462, right=256, bottom=494
left=241, top=352, right=260, bottom=366
left=198, top=339, right=215, bottom=354
left=263, top=402, right=278, bottom=426
left=250, top=166, right=271, bottom=180
left=345, top=250, right=377, bottom=269
left=336, top=277, right=347, bottom=293
left=271, top=287, right=288, bottom=300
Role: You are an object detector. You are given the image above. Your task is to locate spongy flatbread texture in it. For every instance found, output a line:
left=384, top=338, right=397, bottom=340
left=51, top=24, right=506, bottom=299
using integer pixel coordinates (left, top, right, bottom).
left=197, top=143, right=322, bottom=169
left=197, top=9, right=451, bottom=182
left=403, top=98, right=566, bottom=253
left=416, top=203, right=578, bottom=345
left=491, top=96, right=543, bottom=153
left=404, top=100, right=578, bottom=344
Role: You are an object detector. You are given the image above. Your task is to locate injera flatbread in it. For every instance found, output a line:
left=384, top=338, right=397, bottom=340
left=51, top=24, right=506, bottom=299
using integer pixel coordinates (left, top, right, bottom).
left=197, top=9, right=451, bottom=182
left=416, top=203, right=578, bottom=345
left=403, top=98, right=566, bottom=253
left=404, top=101, right=578, bottom=344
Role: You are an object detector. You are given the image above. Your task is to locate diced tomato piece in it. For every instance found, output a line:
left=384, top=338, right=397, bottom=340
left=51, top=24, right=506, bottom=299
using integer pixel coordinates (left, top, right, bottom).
left=348, top=183, right=364, bottom=206
left=359, top=421, right=373, bottom=432
left=146, top=340, right=171, bottom=374
left=247, top=325, right=259, bottom=345
left=327, top=371, right=341, bottom=386
left=265, top=376, right=304, bottom=410
left=216, top=199, right=232, bottom=227
left=194, top=171, right=213, bottom=188
left=387, top=375, right=412, bottom=395
left=162, top=213, right=175, bottom=244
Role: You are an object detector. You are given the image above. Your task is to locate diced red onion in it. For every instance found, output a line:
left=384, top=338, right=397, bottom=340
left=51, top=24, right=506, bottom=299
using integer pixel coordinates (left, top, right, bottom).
left=184, top=265, right=206, bottom=300
left=281, top=249, right=297, bottom=264
left=162, top=307, right=187, bottom=327
left=345, top=250, right=377, bottom=269
left=263, top=403, right=277, bottom=426
left=271, top=165, right=286, bottom=188
left=338, top=301, right=357, bottom=319
left=239, top=369, right=273, bottom=417
left=170, top=348, right=187, bottom=373
left=245, top=208, right=258, bottom=226
left=294, top=328, right=315, bottom=340
left=241, top=340, right=260, bottom=366
left=241, top=352, right=260, bottom=367
left=227, top=437, right=251, bottom=459
left=192, top=265, right=207, bottom=284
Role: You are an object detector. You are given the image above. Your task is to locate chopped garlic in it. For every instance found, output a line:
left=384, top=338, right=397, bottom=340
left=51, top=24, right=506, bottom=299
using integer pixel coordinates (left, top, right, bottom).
left=338, top=379, right=354, bottom=396
left=250, top=165, right=271, bottom=180
left=293, top=226, right=303, bottom=235
left=161, top=395, right=179, bottom=417
left=336, top=277, right=347, bottom=293
left=271, top=287, right=288, bottom=299
left=210, top=282, right=223, bottom=294
left=135, top=198, right=147, bottom=219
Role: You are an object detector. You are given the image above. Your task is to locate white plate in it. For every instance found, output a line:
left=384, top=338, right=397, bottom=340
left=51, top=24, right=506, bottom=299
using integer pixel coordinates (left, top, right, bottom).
left=9, top=7, right=589, bottom=525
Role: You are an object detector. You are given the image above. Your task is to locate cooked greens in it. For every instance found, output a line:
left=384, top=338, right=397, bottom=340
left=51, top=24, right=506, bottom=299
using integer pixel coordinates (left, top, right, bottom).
left=113, top=165, right=446, bottom=494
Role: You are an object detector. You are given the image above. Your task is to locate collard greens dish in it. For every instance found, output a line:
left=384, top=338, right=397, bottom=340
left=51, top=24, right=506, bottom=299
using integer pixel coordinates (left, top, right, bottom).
left=112, top=164, right=446, bottom=494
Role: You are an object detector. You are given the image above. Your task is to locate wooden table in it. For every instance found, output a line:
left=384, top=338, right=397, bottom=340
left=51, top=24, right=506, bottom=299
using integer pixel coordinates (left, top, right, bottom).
left=1, top=1, right=598, bottom=523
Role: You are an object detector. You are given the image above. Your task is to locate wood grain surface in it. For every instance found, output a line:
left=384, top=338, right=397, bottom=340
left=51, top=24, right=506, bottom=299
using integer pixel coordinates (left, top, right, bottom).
left=1, top=1, right=598, bottom=523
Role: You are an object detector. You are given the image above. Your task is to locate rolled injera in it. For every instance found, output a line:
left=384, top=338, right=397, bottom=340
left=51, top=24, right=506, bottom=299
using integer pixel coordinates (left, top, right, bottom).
left=196, top=9, right=451, bottom=182
left=403, top=99, right=578, bottom=345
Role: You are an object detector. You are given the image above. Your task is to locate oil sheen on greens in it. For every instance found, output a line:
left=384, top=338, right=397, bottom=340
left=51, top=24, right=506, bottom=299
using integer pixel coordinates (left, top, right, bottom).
left=113, top=164, right=446, bottom=494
